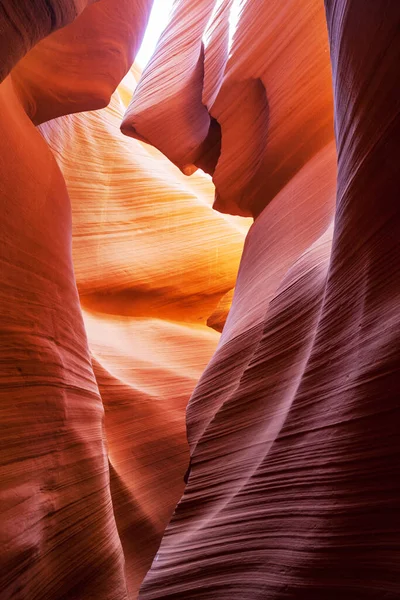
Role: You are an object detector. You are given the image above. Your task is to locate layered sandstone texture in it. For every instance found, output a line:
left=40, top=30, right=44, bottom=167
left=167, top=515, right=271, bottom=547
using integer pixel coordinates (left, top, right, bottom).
left=1, top=0, right=400, bottom=599
left=39, top=86, right=249, bottom=595
left=125, top=0, right=400, bottom=599
left=0, top=1, right=249, bottom=597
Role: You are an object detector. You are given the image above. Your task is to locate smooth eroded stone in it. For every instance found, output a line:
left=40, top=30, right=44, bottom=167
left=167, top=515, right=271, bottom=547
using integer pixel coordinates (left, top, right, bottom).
left=11, top=0, right=153, bottom=124
left=139, top=1, right=400, bottom=597
left=39, top=89, right=249, bottom=595
left=0, top=0, right=95, bottom=83
left=123, top=0, right=334, bottom=217
left=0, top=76, right=127, bottom=600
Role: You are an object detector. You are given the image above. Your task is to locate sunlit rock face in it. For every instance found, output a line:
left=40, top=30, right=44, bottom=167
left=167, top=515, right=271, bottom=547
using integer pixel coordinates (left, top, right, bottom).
left=0, top=74, right=128, bottom=600
left=123, top=0, right=334, bottom=217
left=1, top=0, right=400, bottom=599
left=39, top=89, right=248, bottom=594
left=0, top=0, right=96, bottom=82
left=0, top=1, right=248, bottom=597
left=127, top=1, right=400, bottom=599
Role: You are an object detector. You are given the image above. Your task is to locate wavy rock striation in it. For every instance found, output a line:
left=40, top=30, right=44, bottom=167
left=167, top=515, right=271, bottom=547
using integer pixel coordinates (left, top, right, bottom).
left=0, top=74, right=128, bottom=600
left=122, top=0, right=334, bottom=217
left=1, top=1, right=248, bottom=597
left=39, top=89, right=248, bottom=594
left=1, top=0, right=400, bottom=599
left=131, top=1, right=400, bottom=599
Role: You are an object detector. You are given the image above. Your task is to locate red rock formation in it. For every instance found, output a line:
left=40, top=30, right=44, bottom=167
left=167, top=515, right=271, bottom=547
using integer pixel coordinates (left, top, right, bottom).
left=133, top=1, right=400, bottom=598
left=39, top=89, right=248, bottom=594
left=1, top=0, right=400, bottom=598
left=122, top=0, right=334, bottom=217
left=0, top=74, right=128, bottom=600
left=11, top=0, right=153, bottom=123
left=0, top=0, right=95, bottom=82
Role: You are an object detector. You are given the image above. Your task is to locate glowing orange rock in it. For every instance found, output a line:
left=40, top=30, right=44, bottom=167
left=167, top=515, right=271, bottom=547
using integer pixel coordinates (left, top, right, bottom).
left=0, top=75, right=127, bottom=600
left=123, top=0, right=334, bottom=217
left=0, top=0, right=96, bottom=82
left=0, top=1, right=160, bottom=597
left=39, top=89, right=248, bottom=593
left=11, top=0, right=153, bottom=124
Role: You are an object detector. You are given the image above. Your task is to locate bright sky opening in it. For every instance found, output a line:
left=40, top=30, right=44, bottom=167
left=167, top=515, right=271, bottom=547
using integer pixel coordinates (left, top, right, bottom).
left=136, top=0, right=175, bottom=68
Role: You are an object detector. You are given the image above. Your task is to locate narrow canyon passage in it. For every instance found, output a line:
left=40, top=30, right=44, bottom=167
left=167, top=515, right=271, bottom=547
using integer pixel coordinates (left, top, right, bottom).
left=0, top=1, right=399, bottom=599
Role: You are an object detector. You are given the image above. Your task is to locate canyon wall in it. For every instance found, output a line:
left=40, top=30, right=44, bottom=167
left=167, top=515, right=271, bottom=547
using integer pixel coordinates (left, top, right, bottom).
left=39, top=88, right=249, bottom=595
left=1, top=1, right=399, bottom=599
left=0, top=1, right=247, bottom=597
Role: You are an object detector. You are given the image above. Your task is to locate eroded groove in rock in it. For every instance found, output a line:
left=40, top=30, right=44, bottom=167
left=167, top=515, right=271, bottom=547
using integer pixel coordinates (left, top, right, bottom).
left=137, top=140, right=337, bottom=598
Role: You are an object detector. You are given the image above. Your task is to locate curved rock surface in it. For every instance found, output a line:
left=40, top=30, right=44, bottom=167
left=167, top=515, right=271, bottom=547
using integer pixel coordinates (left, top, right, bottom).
left=138, top=144, right=337, bottom=599
left=1, top=0, right=400, bottom=599
left=39, top=88, right=248, bottom=594
left=2, top=0, right=241, bottom=597
left=0, top=0, right=95, bottom=83
left=11, top=0, right=153, bottom=124
left=122, top=0, right=334, bottom=217
left=137, top=1, right=400, bottom=598
left=0, top=75, right=128, bottom=600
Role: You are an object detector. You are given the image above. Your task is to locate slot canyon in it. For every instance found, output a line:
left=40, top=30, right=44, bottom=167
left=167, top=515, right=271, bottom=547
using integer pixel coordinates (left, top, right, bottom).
left=0, top=0, right=399, bottom=598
